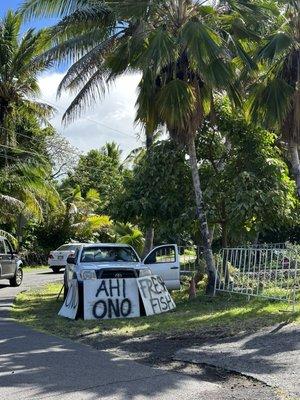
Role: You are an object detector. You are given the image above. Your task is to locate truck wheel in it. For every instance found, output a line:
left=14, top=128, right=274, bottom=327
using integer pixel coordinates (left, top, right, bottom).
left=10, top=268, right=23, bottom=287
left=51, top=267, right=61, bottom=273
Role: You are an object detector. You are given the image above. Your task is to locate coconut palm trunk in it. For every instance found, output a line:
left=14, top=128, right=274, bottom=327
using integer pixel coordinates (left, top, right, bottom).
left=0, top=101, right=9, bottom=166
left=187, top=138, right=217, bottom=293
left=289, top=142, right=300, bottom=198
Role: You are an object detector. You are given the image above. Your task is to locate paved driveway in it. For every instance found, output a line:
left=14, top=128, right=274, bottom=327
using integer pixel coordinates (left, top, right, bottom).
left=0, top=271, right=220, bottom=400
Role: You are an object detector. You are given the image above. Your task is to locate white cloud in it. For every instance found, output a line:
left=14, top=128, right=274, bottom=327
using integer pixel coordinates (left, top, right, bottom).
left=38, top=72, right=143, bottom=157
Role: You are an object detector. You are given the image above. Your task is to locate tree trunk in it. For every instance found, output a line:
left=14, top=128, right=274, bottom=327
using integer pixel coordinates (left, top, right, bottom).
left=142, top=226, right=154, bottom=258
left=16, top=213, right=26, bottom=244
left=187, top=139, right=217, bottom=294
left=289, top=142, right=300, bottom=198
left=221, top=221, right=228, bottom=248
left=141, top=131, right=155, bottom=258
left=0, top=101, right=8, bottom=166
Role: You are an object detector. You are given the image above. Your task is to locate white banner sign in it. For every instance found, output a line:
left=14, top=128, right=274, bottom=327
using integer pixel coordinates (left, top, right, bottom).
left=84, top=279, right=140, bottom=320
left=137, top=276, right=176, bottom=316
left=58, top=279, right=79, bottom=319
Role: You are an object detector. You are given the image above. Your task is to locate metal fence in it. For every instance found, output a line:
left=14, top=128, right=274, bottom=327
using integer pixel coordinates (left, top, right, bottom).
left=213, top=246, right=300, bottom=308
left=178, top=245, right=200, bottom=276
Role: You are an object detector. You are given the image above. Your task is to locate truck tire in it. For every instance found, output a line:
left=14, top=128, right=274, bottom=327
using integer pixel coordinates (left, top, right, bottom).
left=10, top=267, right=23, bottom=287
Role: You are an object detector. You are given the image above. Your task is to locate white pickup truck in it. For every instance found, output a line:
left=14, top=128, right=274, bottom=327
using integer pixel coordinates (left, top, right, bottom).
left=64, top=243, right=180, bottom=291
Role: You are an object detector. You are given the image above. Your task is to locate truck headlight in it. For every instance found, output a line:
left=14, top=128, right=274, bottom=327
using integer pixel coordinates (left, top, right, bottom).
left=139, top=268, right=152, bottom=277
left=81, top=270, right=97, bottom=280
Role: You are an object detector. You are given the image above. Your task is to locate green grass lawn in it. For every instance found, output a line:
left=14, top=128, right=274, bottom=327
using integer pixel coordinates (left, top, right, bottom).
left=22, top=265, right=49, bottom=273
left=11, top=282, right=300, bottom=341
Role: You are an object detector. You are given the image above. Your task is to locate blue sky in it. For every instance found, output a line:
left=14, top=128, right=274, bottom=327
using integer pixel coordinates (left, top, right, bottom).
left=0, top=0, right=58, bottom=31
left=0, top=0, right=141, bottom=155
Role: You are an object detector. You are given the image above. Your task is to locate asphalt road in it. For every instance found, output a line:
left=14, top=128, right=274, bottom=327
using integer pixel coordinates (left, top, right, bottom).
left=0, top=270, right=221, bottom=400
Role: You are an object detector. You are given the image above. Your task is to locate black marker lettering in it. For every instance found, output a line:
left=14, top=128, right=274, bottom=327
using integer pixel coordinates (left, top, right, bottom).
left=120, top=298, right=131, bottom=317
left=107, top=298, right=120, bottom=318
left=150, top=298, right=161, bottom=314
left=96, top=280, right=109, bottom=297
left=109, top=279, right=120, bottom=297
left=122, top=279, right=126, bottom=298
left=92, top=300, right=107, bottom=319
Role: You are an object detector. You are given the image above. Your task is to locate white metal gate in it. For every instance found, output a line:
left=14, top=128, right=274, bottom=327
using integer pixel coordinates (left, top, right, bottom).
left=214, top=246, right=300, bottom=307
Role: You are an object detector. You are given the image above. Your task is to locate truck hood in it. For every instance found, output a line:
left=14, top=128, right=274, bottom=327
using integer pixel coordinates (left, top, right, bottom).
left=77, top=262, right=144, bottom=270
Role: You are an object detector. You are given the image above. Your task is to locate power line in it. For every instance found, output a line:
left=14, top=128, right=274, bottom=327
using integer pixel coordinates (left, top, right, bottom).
left=0, top=125, right=83, bottom=156
left=0, top=138, right=136, bottom=177
left=0, top=123, right=139, bottom=158
left=0, top=122, right=143, bottom=175
left=84, top=116, right=137, bottom=139
left=0, top=143, right=48, bottom=160
left=39, top=98, right=138, bottom=139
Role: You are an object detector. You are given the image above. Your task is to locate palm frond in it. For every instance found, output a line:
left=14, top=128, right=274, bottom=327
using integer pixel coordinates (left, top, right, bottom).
left=23, top=188, right=43, bottom=220
left=0, top=194, right=24, bottom=210
left=20, top=100, right=56, bottom=123
left=20, top=0, right=90, bottom=19
left=182, top=20, right=222, bottom=66
left=0, top=230, right=18, bottom=247
left=113, top=222, right=144, bottom=254
left=57, top=33, right=121, bottom=97
left=247, top=77, right=294, bottom=128
left=256, top=32, right=294, bottom=62
left=62, top=68, right=110, bottom=124
left=157, top=79, right=196, bottom=131
left=141, top=28, right=175, bottom=73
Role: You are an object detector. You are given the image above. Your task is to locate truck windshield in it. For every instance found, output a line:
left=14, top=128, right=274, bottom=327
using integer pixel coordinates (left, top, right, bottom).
left=80, top=246, right=139, bottom=263
left=57, top=244, right=79, bottom=251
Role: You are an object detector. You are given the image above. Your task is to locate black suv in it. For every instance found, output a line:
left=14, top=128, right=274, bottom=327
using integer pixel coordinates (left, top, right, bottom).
left=0, top=236, right=23, bottom=286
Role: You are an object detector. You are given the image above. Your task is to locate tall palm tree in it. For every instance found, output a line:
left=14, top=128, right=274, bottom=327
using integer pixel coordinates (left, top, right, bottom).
left=248, top=0, right=300, bottom=197
left=21, top=0, right=265, bottom=290
left=0, top=10, right=53, bottom=164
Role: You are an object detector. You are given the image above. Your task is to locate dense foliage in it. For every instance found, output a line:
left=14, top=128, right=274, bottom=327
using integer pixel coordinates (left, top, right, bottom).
left=112, top=101, right=298, bottom=247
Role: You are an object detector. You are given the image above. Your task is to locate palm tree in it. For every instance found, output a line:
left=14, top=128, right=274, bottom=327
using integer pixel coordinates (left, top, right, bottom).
left=0, top=161, right=61, bottom=237
left=112, top=222, right=145, bottom=256
left=62, top=186, right=113, bottom=240
left=102, top=141, right=122, bottom=163
left=0, top=11, right=53, bottom=165
left=21, top=0, right=264, bottom=290
left=248, top=0, right=300, bottom=197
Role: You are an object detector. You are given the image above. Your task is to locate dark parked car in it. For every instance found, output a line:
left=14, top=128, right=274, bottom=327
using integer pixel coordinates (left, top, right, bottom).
left=0, top=236, right=23, bottom=286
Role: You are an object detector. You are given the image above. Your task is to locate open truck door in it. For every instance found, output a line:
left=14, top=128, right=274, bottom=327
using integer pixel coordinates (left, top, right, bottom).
left=142, top=244, right=180, bottom=290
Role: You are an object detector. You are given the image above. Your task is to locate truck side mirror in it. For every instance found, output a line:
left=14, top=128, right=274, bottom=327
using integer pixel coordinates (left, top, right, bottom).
left=67, top=255, right=76, bottom=264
